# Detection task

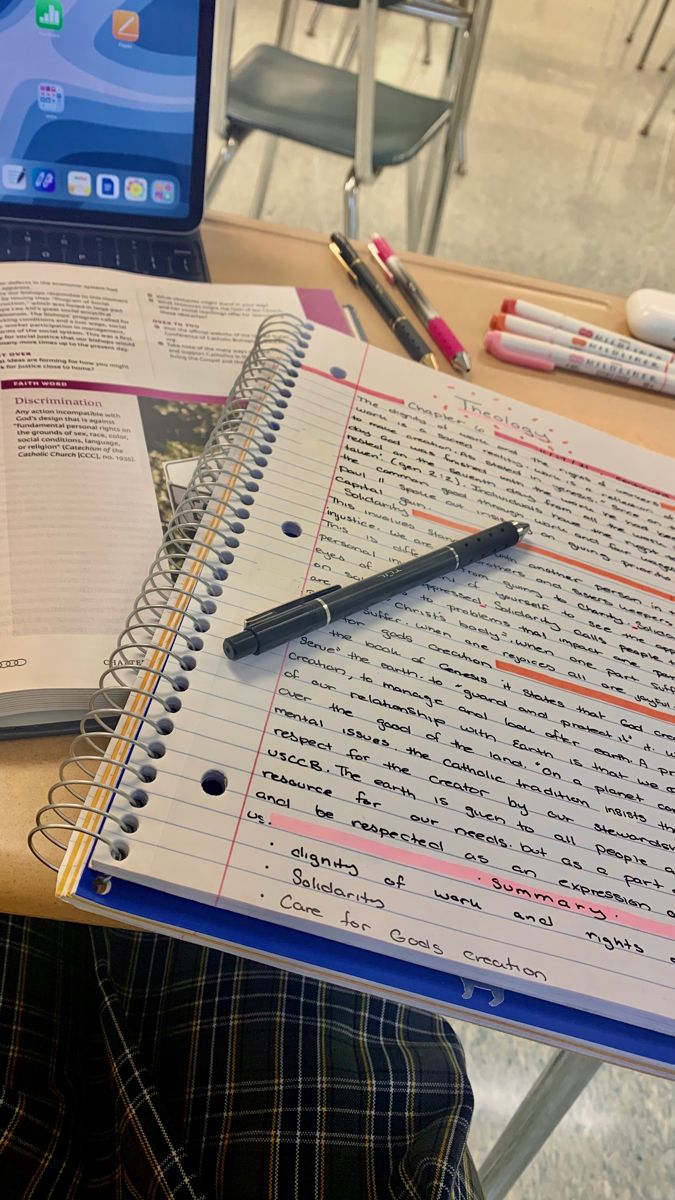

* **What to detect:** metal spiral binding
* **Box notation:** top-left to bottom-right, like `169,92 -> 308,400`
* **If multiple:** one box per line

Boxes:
29,313 -> 313,871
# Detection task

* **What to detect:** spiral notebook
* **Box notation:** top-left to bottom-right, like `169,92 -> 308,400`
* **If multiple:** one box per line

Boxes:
36,314 -> 675,1075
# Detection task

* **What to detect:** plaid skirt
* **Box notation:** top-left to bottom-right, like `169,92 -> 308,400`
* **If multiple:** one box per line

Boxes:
0,915 -> 479,1200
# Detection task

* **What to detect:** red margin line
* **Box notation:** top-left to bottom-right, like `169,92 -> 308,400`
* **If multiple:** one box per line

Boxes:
215,342 -> 371,901
302,363 -> 404,405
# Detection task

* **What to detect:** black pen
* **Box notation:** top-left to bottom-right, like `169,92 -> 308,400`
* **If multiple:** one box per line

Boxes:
329,231 -> 438,369
223,519 -> 531,661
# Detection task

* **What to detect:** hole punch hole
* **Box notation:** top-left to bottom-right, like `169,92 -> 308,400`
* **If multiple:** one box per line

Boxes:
254,456 -> 268,468
93,875 -> 112,896
212,567 -> 228,581
282,520 -> 302,538
193,617 -> 210,632
187,635 -> 204,651
110,840 -> 129,861
235,508 -> 250,519
164,694 -> 182,713
250,469 -> 263,480
201,599 -> 217,615
179,654 -> 197,672
147,737 -> 166,757
201,769 -> 227,796
244,480 -> 259,492
220,550 -> 234,564
130,788 -> 149,808
330,366 -> 348,379
120,814 -> 139,834
172,674 -> 190,692
208,582 -> 223,597
139,763 -> 157,782
230,521 -> 245,534
156,717 -> 174,736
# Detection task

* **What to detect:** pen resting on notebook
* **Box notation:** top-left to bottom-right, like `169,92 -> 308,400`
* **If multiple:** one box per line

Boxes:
223,519 -> 530,661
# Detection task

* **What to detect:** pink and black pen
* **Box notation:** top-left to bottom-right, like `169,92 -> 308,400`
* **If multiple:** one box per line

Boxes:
369,234 -> 470,374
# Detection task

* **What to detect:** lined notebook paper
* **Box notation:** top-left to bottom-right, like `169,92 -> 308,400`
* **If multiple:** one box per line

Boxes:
56,317 -> 675,1041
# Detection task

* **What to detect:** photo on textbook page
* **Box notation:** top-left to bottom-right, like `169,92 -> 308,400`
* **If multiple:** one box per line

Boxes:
136,395 -> 220,527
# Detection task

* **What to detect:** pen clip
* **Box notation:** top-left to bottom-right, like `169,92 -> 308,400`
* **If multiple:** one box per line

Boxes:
329,241 -> 358,284
245,586 -> 341,629
367,241 -> 395,285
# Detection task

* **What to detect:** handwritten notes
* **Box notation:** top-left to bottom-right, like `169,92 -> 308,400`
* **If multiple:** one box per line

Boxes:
87,327 -> 675,1033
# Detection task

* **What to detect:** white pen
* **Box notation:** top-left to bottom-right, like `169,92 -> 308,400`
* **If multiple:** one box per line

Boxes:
491,312 -> 671,372
484,329 -> 675,396
501,298 -> 674,364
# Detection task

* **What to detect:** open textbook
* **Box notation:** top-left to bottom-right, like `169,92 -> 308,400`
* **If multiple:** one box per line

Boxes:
0,264 -> 346,733
42,316 -> 675,1071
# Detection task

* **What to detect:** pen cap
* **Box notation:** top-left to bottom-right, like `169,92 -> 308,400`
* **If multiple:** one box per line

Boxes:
483,331 -> 554,372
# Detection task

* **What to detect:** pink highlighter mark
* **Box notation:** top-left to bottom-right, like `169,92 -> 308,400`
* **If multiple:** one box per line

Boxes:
301,364 -> 404,405
269,813 -> 675,942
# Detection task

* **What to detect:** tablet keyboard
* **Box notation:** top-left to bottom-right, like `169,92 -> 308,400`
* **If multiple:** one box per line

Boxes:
0,222 -> 207,279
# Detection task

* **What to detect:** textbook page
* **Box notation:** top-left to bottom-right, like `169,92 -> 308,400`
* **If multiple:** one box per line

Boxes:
83,325 -> 675,1031
0,268 -> 343,720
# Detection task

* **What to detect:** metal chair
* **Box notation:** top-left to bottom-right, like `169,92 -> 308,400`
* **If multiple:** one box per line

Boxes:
206,0 -> 488,251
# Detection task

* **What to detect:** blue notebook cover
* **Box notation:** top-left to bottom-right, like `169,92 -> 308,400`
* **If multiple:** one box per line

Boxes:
68,860 -> 675,1078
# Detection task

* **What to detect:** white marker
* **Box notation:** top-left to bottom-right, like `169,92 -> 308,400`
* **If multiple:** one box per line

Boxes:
484,330 -> 675,396
501,298 -> 674,364
491,313 -> 670,372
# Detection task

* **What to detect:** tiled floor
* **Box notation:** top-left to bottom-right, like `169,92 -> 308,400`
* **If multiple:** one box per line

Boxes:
209,3 -> 675,1196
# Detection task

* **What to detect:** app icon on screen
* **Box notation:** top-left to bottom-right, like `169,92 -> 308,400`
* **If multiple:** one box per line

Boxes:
112,10 -> 140,42
2,165 -> 27,190
152,180 -> 176,205
68,171 -> 92,197
38,83 -> 65,114
35,0 -> 63,31
124,176 -> 148,202
33,168 -> 56,193
96,174 -> 120,200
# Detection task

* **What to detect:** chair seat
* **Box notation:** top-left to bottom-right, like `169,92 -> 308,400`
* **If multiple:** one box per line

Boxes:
228,45 -> 450,168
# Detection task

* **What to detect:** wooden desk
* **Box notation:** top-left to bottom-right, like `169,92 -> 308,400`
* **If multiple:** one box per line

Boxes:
3,211 -> 674,923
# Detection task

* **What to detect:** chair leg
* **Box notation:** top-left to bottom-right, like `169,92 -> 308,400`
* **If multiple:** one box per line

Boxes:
406,157 -> 421,251
305,2 -> 323,37
636,0 -> 671,68
456,124 -> 467,175
205,132 -> 241,207
343,168 -> 360,239
417,24 -> 468,237
478,1050 -> 602,1200
626,0 -> 651,43
640,62 -> 675,132
341,24 -> 360,70
423,19 -> 432,65
331,11 -> 356,65
250,136 -> 280,220
422,0 -> 494,256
